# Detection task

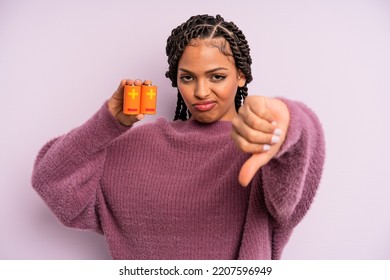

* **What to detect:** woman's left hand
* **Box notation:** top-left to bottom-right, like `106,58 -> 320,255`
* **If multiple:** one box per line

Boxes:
231,96 -> 290,187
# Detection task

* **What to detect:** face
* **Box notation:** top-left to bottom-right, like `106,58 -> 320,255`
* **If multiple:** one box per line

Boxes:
177,38 -> 246,123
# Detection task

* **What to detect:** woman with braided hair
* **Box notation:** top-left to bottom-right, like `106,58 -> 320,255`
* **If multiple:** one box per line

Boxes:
32,14 -> 325,259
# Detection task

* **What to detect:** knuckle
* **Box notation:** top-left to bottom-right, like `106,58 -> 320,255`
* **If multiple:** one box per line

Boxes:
239,141 -> 250,153
241,142 -> 255,153
231,116 -> 240,128
249,118 -> 262,130
237,106 -> 244,114
256,145 -> 265,153
246,130 -> 258,143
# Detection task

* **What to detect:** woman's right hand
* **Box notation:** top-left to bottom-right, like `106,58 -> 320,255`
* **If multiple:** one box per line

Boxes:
108,79 -> 151,126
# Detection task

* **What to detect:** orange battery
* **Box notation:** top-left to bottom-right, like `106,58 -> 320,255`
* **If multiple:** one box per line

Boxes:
140,85 -> 157,114
123,85 -> 141,115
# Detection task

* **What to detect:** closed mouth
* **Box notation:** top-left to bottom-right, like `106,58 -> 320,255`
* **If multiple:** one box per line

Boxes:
193,101 -> 217,112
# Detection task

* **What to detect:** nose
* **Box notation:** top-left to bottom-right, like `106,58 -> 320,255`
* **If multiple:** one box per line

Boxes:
194,79 -> 210,99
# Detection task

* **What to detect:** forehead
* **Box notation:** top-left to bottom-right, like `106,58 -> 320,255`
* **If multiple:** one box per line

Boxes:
179,38 -> 236,68
188,37 -> 233,53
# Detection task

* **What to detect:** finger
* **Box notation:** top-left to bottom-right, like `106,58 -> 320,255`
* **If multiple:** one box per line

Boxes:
126,79 -> 135,85
111,79 -> 127,99
115,79 -> 126,92
239,153 -> 270,187
232,117 -> 280,145
134,79 -> 143,86
248,97 -> 275,124
239,106 -> 276,134
116,113 -> 145,127
143,79 -> 152,85
231,129 -> 272,154
135,114 -> 145,121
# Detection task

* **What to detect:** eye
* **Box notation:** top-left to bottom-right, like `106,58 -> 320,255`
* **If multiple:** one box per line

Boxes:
179,75 -> 194,83
211,74 -> 226,82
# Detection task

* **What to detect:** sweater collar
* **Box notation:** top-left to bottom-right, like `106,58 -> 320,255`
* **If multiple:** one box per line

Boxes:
181,119 -> 232,134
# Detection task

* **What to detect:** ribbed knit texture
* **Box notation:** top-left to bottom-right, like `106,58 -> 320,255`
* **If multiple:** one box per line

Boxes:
32,98 -> 325,260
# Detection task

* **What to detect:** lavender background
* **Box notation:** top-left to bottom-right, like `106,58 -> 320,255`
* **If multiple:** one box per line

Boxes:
1,0 -> 389,259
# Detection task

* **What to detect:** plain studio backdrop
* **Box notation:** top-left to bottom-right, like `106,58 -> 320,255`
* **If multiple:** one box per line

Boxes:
1,0 -> 389,259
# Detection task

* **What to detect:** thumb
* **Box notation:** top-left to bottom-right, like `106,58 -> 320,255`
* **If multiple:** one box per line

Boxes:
239,153 -> 270,187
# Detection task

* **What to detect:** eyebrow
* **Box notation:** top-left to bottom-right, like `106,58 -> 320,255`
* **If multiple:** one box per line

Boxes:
178,67 -> 229,75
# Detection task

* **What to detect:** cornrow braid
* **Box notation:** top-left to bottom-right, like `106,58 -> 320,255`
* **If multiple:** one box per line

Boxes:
166,14 -> 253,121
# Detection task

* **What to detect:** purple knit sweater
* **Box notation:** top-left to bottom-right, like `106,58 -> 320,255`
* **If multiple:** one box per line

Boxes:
32,98 -> 325,260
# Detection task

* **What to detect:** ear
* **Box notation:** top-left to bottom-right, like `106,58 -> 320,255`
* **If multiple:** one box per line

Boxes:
237,71 -> 246,87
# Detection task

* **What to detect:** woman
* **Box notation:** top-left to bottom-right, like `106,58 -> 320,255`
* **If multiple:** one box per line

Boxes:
32,14 -> 325,259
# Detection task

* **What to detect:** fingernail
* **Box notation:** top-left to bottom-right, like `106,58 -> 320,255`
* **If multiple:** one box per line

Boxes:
271,135 -> 280,144
273,128 -> 282,136
263,144 -> 271,151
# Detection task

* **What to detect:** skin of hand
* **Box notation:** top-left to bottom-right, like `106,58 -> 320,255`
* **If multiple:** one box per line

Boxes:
231,96 -> 290,187
108,79 -> 151,126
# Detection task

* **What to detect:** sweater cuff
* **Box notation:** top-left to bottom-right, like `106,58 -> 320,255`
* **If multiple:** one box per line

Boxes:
273,98 -> 305,159
71,101 -> 131,155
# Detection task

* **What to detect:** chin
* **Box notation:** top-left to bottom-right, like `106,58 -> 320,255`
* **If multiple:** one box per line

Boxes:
191,112 -> 219,124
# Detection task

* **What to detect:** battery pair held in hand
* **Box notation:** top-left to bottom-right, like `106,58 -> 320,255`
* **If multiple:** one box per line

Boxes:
123,84 -> 157,115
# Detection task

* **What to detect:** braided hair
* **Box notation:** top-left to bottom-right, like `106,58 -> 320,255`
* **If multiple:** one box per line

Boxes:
165,14 -> 253,121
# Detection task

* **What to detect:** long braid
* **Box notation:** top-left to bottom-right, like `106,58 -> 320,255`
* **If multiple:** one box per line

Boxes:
236,86 -> 249,111
174,90 -> 192,121
174,90 -> 185,121
166,14 -> 253,121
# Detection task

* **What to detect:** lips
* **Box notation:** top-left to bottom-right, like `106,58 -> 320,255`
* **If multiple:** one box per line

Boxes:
193,100 -> 217,112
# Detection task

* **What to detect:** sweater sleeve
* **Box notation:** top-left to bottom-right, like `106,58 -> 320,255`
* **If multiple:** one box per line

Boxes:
261,98 -> 325,226
31,102 -> 130,233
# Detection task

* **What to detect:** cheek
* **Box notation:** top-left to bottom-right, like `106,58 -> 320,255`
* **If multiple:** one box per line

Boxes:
177,84 -> 192,105
178,84 -> 187,97
219,81 -> 239,100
